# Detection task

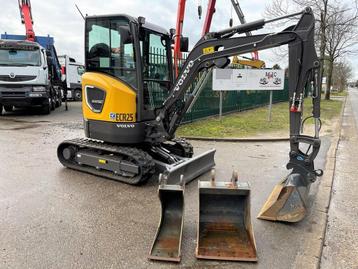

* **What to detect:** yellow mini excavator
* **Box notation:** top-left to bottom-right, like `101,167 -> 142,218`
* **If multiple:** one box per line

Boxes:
58,8 -> 323,222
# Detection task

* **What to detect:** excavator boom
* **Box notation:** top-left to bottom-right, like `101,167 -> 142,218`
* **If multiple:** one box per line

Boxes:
160,8 -> 317,136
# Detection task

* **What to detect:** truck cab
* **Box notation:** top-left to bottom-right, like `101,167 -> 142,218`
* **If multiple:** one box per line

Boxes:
0,39 -> 61,114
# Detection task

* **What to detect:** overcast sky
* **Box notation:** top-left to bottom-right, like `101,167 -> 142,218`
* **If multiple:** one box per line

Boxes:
0,0 -> 357,79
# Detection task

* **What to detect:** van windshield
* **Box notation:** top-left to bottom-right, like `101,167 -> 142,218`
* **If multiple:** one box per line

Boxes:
0,48 -> 41,66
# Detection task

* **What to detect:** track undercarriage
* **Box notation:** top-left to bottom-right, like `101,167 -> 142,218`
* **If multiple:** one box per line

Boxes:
57,138 -> 215,185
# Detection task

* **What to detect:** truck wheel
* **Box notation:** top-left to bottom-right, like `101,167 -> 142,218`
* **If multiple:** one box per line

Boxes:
0,104 -> 3,115
51,97 -> 55,111
4,105 -> 13,112
42,103 -> 51,115
55,96 -> 60,108
42,98 -> 52,114
74,89 -> 82,101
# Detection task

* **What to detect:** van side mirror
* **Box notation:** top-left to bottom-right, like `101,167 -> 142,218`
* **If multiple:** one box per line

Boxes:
180,37 -> 189,52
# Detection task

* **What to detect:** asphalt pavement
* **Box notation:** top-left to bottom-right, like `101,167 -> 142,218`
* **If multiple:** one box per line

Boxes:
0,102 -> 332,269
320,89 -> 358,269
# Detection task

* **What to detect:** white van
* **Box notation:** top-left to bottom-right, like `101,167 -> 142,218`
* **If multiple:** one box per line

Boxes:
58,55 -> 84,101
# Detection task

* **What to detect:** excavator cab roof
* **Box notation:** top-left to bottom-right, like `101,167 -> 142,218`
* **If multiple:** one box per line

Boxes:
85,14 -> 169,36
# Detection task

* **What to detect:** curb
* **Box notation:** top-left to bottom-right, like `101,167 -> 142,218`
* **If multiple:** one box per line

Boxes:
293,96 -> 347,269
181,136 -> 289,142
316,95 -> 347,267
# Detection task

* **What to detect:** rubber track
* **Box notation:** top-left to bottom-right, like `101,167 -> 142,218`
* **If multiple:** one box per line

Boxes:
173,138 -> 194,157
57,138 -> 155,185
162,138 -> 194,158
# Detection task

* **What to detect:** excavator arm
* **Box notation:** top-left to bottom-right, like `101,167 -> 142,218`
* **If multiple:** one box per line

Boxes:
160,8 -> 319,138
156,8 -> 323,222
148,10 -> 321,261
151,8 -> 322,223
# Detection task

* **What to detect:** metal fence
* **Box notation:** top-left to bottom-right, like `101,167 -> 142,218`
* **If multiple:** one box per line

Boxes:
149,48 -> 289,123
182,74 -> 289,123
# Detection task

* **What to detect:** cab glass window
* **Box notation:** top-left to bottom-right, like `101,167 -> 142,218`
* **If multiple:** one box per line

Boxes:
86,17 -> 137,88
140,30 -> 171,110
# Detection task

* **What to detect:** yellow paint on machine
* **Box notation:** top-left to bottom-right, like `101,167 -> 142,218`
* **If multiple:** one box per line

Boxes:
82,72 -> 137,122
203,46 -> 215,54
98,159 -> 107,164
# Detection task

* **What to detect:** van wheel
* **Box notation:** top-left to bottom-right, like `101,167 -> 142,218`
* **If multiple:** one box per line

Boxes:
74,89 -> 82,101
4,105 -> 13,112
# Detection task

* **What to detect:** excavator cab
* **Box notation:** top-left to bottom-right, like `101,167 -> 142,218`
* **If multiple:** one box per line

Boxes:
84,15 -> 174,129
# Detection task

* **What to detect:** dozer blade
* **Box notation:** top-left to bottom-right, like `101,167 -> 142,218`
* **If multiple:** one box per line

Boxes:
155,149 -> 216,185
258,173 -> 310,222
196,171 -> 258,262
148,175 -> 185,262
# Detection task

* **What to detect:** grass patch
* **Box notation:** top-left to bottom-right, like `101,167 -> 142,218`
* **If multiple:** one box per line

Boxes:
331,91 -> 348,97
177,98 -> 343,138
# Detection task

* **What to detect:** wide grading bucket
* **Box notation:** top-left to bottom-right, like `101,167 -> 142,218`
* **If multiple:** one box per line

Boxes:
258,173 -> 310,222
154,149 -> 216,185
196,173 -> 257,262
148,175 -> 185,262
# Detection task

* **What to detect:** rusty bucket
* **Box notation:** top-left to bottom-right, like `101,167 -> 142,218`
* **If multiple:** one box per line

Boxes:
196,171 -> 257,262
258,173 -> 310,222
148,174 -> 185,262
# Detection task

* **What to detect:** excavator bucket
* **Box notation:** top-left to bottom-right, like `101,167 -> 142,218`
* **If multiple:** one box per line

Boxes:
148,175 -> 185,262
196,171 -> 258,262
258,173 -> 310,222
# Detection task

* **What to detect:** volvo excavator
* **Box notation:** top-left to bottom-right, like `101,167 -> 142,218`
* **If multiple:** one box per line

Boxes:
58,7 -> 322,222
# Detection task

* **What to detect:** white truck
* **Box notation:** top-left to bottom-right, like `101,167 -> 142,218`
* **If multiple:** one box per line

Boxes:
0,39 -> 62,114
58,55 -> 84,101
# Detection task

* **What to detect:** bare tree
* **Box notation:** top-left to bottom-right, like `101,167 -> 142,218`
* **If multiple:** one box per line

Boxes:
265,0 -> 330,94
324,3 -> 358,99
265,0 -> 358,99
332,61 -> 353,91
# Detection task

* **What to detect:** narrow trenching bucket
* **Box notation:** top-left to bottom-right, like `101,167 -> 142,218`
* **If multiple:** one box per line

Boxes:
196,171 -> 257,262
257,173 -> 310,222
148,175 -> 185,262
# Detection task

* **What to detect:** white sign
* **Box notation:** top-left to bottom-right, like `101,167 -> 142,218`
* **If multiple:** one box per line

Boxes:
213,68 -> 285,91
